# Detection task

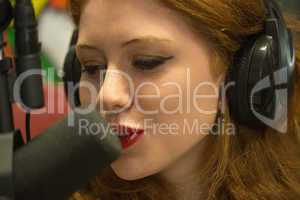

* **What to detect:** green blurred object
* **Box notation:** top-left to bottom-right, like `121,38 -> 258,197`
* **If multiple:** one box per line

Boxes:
6,28 -> 61,83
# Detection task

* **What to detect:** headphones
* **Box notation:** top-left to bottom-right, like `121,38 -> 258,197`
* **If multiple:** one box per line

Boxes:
63,0 -> 296,131
63,29 -> 81,108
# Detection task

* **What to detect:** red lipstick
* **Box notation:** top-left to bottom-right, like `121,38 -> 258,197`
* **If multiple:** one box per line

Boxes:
114,124 -> 144,149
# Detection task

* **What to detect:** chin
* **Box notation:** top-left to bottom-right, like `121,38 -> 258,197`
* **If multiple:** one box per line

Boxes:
110,161 -> 158,181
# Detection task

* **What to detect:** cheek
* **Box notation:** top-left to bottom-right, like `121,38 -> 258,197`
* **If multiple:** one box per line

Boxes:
133,61 -> 219,135
133,66 -> 187,113
79,74 -> 104,106
78,82 -> 98,107
79,86 -> 92,105
150,62 -> 218,159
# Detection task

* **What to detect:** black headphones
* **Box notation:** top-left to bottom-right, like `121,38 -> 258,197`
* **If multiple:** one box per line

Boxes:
225,0 -> 296,130
63,0 -> 296,131
63,29 -> 81,108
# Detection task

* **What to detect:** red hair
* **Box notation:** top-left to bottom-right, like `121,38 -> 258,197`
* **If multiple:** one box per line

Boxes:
68,0 -> 300,199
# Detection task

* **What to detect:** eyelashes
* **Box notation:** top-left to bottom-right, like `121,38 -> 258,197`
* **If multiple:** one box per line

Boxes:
132,56 -> 174,70
81,55 -> 174,75
82,64 -> 106,75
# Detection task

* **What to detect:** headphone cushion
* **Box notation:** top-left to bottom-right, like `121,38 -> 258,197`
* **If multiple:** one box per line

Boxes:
227,39 -> 256,125
63,46 -> 81,107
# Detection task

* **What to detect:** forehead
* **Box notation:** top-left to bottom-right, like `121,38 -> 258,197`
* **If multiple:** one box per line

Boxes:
78,0 -> 195,41
80,0 -> 173,24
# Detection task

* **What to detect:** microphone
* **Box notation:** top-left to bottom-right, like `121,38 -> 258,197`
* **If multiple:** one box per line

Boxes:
0,0 -> 13,32
14,0 -> 44,109
13,109 -> 122,200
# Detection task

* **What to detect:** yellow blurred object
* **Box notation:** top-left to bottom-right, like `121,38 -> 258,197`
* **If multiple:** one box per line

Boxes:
10,0 -> 49,17
32,0 -> 49,17
8,0 -> 49,27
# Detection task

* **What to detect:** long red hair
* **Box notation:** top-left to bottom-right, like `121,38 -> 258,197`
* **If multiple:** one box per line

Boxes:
68,0 -> 300,199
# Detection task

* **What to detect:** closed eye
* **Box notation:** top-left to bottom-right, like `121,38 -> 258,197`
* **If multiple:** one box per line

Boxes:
82,64 -> 106,75
132,56 -> 174,71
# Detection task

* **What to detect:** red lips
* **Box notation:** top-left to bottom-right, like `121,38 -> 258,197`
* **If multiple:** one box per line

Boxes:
114,124 -> 144,149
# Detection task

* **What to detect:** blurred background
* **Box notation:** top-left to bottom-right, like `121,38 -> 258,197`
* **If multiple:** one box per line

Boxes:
279,0 -> 300,17
4,0 -> 73,83
2,0 -> 299,139
3,0 -> 74,139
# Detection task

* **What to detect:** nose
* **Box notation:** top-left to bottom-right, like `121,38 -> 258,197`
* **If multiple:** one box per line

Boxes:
97,68 -> 132,114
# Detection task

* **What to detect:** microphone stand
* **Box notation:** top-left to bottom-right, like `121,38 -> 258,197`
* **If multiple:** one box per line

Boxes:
0,0 -> 44,199
0,31 -> 16,200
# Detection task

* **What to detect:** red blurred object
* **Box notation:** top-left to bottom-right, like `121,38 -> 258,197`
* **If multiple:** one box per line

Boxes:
13,83 -> 70,141
49,0 -> 68,10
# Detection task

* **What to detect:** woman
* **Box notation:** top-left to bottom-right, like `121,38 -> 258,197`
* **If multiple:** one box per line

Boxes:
68,0 -> 300,199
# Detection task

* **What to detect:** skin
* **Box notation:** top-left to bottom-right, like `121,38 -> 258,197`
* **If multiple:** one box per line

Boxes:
76,0 -> 224,199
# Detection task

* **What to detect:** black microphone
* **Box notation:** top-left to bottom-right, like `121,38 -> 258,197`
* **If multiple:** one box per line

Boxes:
0,0 -> 13,32
14,0 -> 44,109
13,109 -> 122,200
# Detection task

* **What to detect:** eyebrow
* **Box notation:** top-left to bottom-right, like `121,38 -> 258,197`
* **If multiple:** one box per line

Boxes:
77,36 -> 172,51
76,44 -> 103,52
121,36 -> 172,48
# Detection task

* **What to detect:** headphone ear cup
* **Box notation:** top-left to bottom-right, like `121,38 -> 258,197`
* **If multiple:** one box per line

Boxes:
63,46 -> 81,108
228,35 -> 276,129
227,41 -> 254,126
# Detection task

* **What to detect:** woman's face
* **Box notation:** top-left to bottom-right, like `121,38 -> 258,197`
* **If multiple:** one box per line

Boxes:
77,0 -> 222,181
